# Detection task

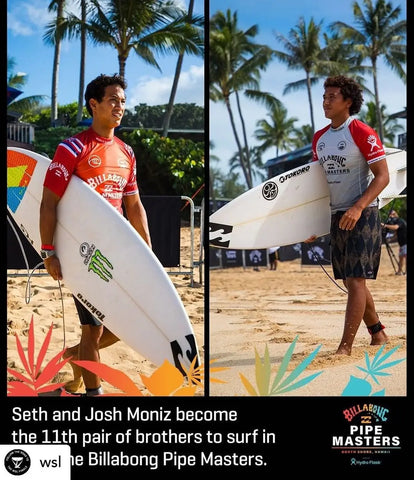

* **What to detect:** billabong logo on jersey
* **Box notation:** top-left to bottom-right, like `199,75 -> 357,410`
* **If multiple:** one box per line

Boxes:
317,141 -> 325,152
367,135 -> 380,151
49,162 -> 70,181
337,141 -> 346,150
118,158 -> 129,168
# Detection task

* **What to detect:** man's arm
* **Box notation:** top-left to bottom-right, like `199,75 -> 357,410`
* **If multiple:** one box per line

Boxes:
39,187 -> 63,280
339,158 -> 389,231
123,193 -> 152,248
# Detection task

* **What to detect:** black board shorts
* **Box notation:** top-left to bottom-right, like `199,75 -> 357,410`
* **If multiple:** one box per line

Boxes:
72,295 -> 102,326
330,206 -> 382,280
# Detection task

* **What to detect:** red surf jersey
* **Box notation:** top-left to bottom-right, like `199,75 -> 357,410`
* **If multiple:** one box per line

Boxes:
43,128 -> 138,214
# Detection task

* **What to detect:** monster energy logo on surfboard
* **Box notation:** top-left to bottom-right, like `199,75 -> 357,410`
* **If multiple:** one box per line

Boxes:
80,242 -> 113,282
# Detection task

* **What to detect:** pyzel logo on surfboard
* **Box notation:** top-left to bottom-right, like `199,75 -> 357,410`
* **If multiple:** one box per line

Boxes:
262,181 -> 278,200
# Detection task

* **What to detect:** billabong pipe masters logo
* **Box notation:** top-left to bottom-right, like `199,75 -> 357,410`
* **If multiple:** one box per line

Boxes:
332,403 -> 401,466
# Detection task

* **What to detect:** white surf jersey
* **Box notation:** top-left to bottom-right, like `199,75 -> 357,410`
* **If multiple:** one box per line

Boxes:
312,116 -> 386,213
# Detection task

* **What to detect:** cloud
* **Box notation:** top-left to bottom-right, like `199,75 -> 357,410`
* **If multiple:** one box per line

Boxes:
127,64 -> 204,107
7,1 -> 53,36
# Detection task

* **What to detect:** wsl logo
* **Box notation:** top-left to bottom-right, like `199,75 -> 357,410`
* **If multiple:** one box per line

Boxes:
332,403 -> 401,465
4,448 -> 31,475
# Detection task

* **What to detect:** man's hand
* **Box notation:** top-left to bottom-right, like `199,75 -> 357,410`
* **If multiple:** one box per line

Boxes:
304,235 -> 318,243
44,255 -> 63,281
338,205 -> 363,231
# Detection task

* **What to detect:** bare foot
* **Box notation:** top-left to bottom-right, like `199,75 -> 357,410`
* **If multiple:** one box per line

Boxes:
370,329 -> 388,346
335,344 -> 352,355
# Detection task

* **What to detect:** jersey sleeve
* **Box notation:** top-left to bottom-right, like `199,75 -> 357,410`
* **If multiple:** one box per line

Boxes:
311,125 -> 330,162
43,138 -> 82,198
349,119 -> 386,164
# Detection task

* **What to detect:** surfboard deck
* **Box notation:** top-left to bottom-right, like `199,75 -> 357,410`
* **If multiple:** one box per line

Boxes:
209,148 -> 406,250
7,147 -> 199,374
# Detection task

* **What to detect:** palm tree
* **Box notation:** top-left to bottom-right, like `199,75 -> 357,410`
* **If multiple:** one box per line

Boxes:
7,57 -> 47,116
44,0 -> 66,126
82,0 -> 204,81
229,146 -> 266,185
330,0 -> 406,141
210,9 -> 273,188
358,101 -> 404,147
75,0 -> 91,123
273,17 -> 325,133
58,0 -> 93,124
161,0 -> 204,136
254,102 -> 298,157
320,32 -> 373,94
290,124 -> 314,149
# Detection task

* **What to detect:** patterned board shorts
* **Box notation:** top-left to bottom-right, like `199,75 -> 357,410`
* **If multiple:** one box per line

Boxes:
330,206 -> 382,280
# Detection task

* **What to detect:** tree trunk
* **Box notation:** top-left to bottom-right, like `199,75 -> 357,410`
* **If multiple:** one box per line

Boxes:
162,0 -> 195,137
306,71 -> 315,134
119,55 -> 128,80
50,0 -> 65,126
76,0 -> 87,124
224,96 -> 252,189
371,58 -> 384,142
234,89 -> 252,186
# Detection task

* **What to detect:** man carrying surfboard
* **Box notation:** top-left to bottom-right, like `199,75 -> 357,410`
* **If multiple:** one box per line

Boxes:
39,74 -> 152,395
308,75 -> 389,355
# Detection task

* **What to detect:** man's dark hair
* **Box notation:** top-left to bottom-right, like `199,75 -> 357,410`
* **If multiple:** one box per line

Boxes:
324,75 -> 363,115
85,74 -> 127,116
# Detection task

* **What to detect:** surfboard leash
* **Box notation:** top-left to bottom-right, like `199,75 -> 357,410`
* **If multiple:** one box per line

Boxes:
308,245 -> 348,294
23,264 -> 67,350
8,215 -> 67,348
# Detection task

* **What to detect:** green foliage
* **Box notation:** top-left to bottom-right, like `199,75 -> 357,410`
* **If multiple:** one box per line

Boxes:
120,129 -> 204,204
34,126 -> 85,158
123,103 -> 204,129
380,197 -> 406,222
33,126 -> 204,205
23,103 -> 89,129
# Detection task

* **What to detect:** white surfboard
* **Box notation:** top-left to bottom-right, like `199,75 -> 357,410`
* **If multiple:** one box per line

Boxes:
209,148 -> 406,250
7,147 -> 199,375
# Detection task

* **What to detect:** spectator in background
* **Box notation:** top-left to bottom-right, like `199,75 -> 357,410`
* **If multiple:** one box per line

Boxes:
268,246 -> 279,270
382,209 -> 407,275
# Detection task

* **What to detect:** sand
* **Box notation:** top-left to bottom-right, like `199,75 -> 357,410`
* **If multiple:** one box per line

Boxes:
209,243 -> 406,396
7,226 -> 205,396
7,230 -> 406,397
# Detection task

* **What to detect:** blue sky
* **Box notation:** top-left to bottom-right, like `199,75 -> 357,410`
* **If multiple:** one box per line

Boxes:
209,0 -> 407,176
7,0 -> 205,109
